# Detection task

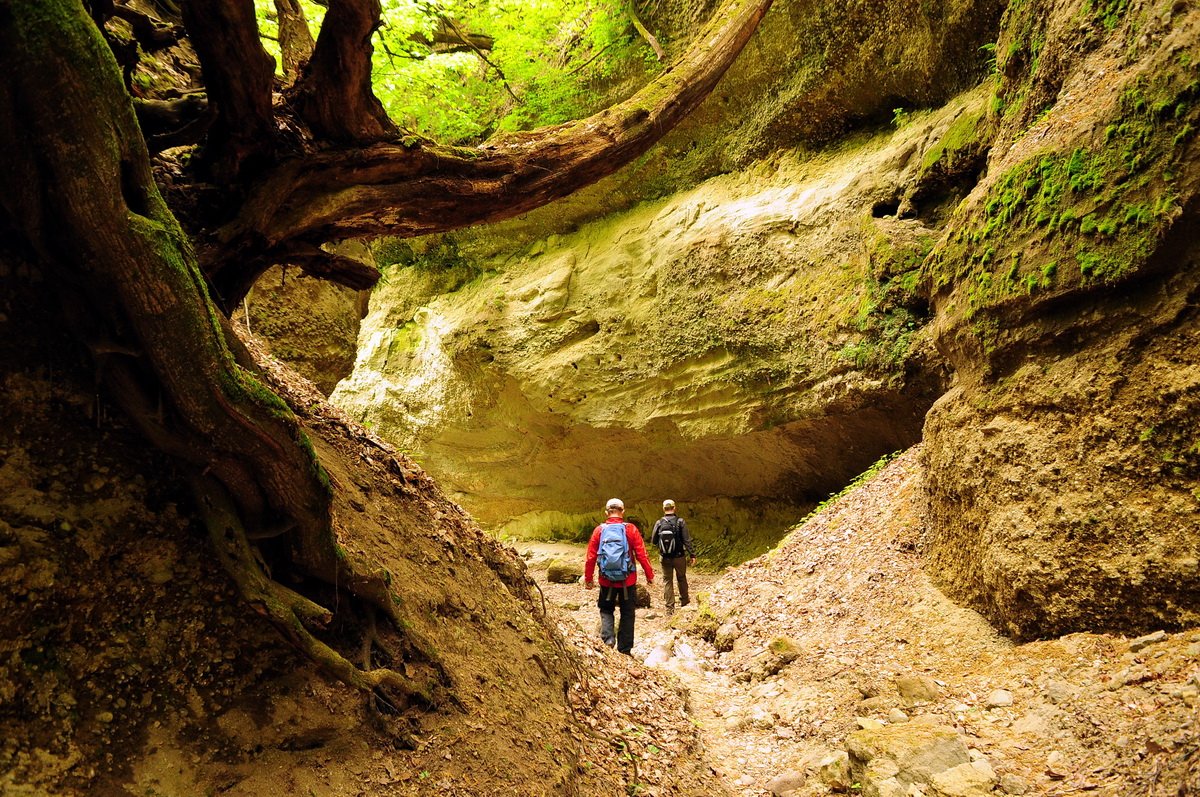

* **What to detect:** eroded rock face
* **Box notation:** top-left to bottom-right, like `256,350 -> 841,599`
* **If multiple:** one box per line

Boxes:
921,0 -> 1200,638
331,101 -> 988,548
237,244 -> 373,396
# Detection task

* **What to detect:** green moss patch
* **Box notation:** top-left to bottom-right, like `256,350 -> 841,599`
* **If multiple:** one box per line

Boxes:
929,67 -> 1199,317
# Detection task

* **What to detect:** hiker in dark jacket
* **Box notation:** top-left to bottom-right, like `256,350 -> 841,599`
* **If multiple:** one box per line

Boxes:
650,499 -> 696,615
584,498 -> 654,655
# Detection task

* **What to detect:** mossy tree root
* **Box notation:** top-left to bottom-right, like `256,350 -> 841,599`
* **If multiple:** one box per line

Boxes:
336,565 -> 454,693
193,475 -> 443,710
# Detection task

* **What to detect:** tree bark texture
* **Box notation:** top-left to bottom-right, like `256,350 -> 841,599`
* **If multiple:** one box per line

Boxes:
0,0 -> 452,708
291,0 -> 397,142
274,0 -> 314,85
181,0 -> 277,182
2,0 -> 330,539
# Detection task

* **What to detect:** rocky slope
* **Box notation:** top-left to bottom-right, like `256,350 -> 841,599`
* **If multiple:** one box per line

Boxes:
0,264 -> 720,796
530,447 -> 1200,796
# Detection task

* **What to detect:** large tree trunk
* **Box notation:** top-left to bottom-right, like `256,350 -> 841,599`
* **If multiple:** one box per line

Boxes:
0,0 -> 440,707
181,0 -> 277,182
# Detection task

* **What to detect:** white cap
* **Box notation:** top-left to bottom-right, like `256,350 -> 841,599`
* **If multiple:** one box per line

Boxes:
662,499 -> 675,510
605,497 -> 624,511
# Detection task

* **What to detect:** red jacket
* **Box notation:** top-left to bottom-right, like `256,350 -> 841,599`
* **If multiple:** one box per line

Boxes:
585,518 -> 654,587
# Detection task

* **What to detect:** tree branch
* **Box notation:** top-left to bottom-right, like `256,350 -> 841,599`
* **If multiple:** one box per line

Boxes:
408,20 -> 495,54
276,242 -> 383,290
626,0 -> 664,61
203,0 -> 773,303
442,16 -> 518,103
292,0 -> 398,142
274,0 -> 315,86
134,94 -> 211,152
181,0 -> 277,182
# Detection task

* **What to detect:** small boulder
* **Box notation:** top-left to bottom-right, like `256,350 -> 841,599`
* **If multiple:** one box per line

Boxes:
998,772 -> 1031,795
1129,630 -> 1169,652
635,583 -> 652,608
847,717 -> 971,789
895,675 -> 941,706
929,759 -> 997,796
748,637 -> 802,680
816,750 -> 852,791
765,769 -> 806,796
1045,750 -> 1068,780
715,621 -> 741,652
546,560 -> 582,584
984,689 -> 1013,708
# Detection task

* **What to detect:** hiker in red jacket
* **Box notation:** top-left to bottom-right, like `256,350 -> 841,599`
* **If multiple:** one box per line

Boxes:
585,498 -> 655,655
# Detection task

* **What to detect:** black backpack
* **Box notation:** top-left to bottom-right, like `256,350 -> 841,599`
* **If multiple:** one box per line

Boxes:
656,515 -> 683,558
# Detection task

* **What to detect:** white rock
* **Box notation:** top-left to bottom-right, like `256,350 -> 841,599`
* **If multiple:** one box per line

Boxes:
985,689 -> 1014,708
1129,630 -> 1168,652
643,643 -> 672,668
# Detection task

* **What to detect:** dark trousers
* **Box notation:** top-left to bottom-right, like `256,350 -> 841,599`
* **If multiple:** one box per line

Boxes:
597,585 -> 636,654
661,556 -> 690,611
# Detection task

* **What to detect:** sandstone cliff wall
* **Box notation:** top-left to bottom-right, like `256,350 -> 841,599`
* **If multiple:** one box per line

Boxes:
921,0 -> 1200,638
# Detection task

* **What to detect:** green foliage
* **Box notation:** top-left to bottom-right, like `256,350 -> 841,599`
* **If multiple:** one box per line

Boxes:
255,0 -> 657,143
374,235 -> 484,298
980,42 -> 998,75
1083,0 -> 1131,30
919,106 -> 987,174
839,230 -> 933,373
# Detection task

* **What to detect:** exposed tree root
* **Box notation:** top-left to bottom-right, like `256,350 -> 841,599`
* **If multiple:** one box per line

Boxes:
192,474 -> 446,712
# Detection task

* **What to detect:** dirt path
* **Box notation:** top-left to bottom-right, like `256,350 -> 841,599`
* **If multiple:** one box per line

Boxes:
519,448 -> 1200,796
521,538 -> 808,795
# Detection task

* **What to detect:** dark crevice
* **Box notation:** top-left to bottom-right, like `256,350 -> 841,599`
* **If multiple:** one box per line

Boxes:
872,197 -> 901,217
120,159 -> 151,218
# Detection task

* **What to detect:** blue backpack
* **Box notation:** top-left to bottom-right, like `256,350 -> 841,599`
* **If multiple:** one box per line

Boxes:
597,522 -> 633,582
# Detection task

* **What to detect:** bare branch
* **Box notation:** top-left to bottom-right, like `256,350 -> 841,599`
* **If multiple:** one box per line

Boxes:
182,0 -> 277,182
442,16 -> 519,103
626,0 -> 664,61
210,0 -> 773,285
292,0 -> 398,142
